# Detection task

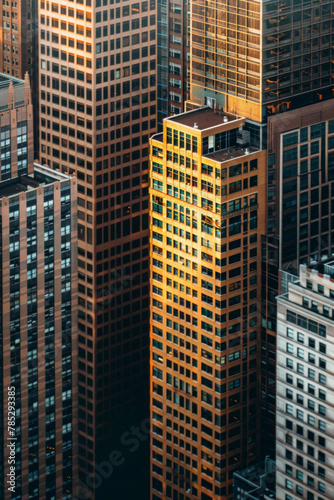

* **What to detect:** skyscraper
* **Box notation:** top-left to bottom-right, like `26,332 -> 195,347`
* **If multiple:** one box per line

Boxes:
276,261 -> 333,500
0,1 -> 39,155
261,100 -> 334,455
0,74 -> 78,500
190,0 -> 334,122
0,0 -> 37,78
0,73 -> 34,181
38,1 -> 157,497
167,0 -> 189,116
150,106 -> 266,499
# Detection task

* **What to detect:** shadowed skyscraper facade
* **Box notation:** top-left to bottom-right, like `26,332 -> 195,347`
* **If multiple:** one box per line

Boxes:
157,0 -> 190,128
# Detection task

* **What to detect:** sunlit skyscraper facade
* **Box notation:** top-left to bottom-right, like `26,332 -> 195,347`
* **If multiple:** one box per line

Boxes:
38,0 -> 157,497
150,107 -> 267,499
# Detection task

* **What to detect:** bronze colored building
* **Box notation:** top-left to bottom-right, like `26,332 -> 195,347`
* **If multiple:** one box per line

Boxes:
38,1 -> 157,497
190,0 -> 334,123
0,74 -> 78,500
150,106 -> 267,499
0,0 -> 36,78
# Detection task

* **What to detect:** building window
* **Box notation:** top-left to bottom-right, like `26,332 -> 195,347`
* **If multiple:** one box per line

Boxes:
287,328 -> 294,339
307,415 -> 315,426
297,332 -> 304,343
286,404 -> 293,415
285,465 -> 293,476
296,410 -> 304,421
285,480 -> 293,491
296,485 -> 303,496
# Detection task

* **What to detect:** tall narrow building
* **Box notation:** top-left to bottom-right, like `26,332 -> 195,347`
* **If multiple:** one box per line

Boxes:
276,261 -> 334,500
150,106 -> 266,499
0,0 -> 39,156
38,1 -> 157,497
157,0 -> 190,128
167,0 -> 189,116
0,74 -> 78,500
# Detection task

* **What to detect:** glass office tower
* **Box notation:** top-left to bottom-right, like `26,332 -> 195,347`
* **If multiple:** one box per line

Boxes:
157,0 -> 190,128
261,99 -> 334,455
190,0 -> 334,122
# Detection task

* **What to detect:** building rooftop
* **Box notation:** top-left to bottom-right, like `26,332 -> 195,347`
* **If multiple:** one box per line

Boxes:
302,258 -> 334,279
204,145 -> 259,163
234,459 -> 276,500
0,176 -> 40,198
0,163 -> 71,199
0,73 -> 27,111
0,74 -> 25,89
151,132 -> 163,144
166,106 -> 242,131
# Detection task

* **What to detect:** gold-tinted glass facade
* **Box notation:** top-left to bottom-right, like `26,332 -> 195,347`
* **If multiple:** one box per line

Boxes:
191,0 -> 261,120
263,0 -> 334,117
190,0 -> 334,122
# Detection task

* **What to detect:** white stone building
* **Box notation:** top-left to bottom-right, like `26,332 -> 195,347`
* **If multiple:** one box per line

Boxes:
276,261 -> 334,500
